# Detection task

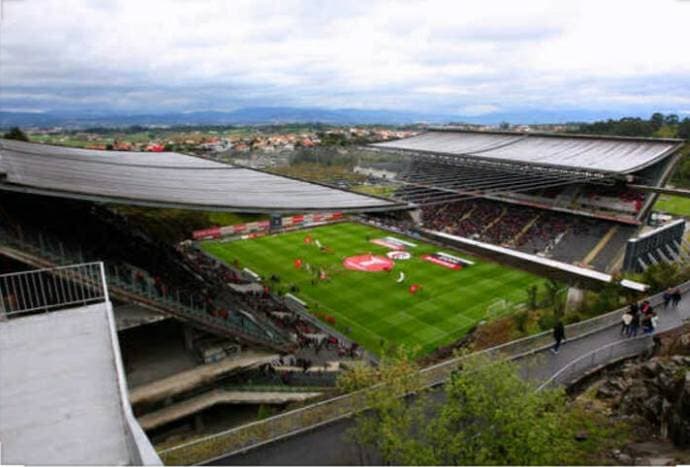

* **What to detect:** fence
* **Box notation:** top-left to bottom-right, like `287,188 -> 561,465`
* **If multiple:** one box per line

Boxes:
158,279 -> 690,465
0,225 -> 292,350
190,244 -> 369,361
537,335 -> 654,391
0,262 -> 108,317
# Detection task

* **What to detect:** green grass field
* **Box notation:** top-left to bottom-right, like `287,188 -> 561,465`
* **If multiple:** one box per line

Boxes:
654,194 -> 690,217
201,222 -> 542,356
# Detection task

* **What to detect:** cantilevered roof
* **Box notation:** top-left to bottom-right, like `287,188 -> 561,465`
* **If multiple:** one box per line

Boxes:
0,139 -> 401,212
371,129 -> 683,174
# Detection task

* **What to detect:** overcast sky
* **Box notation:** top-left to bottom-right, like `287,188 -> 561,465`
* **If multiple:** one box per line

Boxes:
1,0 -> 689,119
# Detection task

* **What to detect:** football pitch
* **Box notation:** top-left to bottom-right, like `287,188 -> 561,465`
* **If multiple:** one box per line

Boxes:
201,222 -> 542,356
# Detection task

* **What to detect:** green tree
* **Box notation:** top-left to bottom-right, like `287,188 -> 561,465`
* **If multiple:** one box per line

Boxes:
641,261 -> 681,293
425,355 -> 578,465
3,127 -> 29,142
678,118 -> 690,140
526,284 -> 538,310
591,280 -> 623,313
664,114 -> 679,126
650,112 -> 665,131
341,351 -> 582,465
543,279 -> 565,318
337,347 -> 427,465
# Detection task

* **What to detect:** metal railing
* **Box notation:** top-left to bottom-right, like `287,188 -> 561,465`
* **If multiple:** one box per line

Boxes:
189,244 -> 364,356
0,262 -> 108,317
180,247 -> 296,343
158,280 -> 690,465
537,335 -> 654,391
0,225 -> 293,350
104,264 -> 284,346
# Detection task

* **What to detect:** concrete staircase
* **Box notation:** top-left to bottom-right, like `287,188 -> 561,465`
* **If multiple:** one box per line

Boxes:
0,226 -> 295,353
509,213 -> 541,248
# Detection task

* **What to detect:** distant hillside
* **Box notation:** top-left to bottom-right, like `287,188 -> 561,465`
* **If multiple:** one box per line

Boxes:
0,107 -> 450,128
0,107 -> 627,129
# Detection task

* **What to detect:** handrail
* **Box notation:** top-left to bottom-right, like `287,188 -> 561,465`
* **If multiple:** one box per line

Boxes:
537,335 -> 654,391
158,279 -> 690,465
0,261 -> 107,317
182,247 -> 295,343
0,227 -> 293,350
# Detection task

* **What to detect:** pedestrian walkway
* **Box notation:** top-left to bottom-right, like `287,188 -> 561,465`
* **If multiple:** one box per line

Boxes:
160,285 -> 690,465
129,351 -> 278,407
520,297 -> 690,383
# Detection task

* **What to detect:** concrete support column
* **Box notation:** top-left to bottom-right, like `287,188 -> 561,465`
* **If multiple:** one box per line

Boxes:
269,212 -> 282,233
566,286 -> 585,313
408,208 -> 423,225
194,413 -> 205,432
182,325 -> 197,353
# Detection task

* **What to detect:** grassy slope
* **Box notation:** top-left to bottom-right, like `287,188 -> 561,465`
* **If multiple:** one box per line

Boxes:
201,222 -> 541,356
654,194 -> 690,217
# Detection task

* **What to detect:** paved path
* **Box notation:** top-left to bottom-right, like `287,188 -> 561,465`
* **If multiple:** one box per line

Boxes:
519,299 -> 690,383
139,389 -> 323,431
213,298 -> 690,466
130,350 -> 277,406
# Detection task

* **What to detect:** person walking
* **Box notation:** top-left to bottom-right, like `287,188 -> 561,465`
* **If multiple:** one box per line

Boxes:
551,320 -> 565,354
629,310 -> 640,337
663,288 -> 672,309
672,288 -> 682,308
641,300 -> 651,315
650,312 -> 659,334
621,310 -> 633,336
629,301 -> 639,315
641,312 -> 652,334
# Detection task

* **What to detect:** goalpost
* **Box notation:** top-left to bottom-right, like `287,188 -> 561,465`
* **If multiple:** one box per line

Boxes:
485,299 -> 517,319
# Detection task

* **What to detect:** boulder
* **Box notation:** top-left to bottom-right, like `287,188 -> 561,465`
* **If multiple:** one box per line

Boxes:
668,372 -> 690,448
597,358 -> 690,449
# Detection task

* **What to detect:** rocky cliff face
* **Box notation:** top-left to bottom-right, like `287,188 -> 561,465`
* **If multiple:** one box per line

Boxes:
596,355 -> 690,449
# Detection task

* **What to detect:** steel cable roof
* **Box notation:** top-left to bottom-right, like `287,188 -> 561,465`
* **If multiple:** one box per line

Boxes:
371,129 -> 682,174
0,139 -> 400,212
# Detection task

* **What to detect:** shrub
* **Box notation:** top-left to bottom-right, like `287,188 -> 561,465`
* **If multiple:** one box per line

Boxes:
256,405 -> 273,420
525,285 -> 538,310
537,312 -> 556,332
512,309 -> 529,333
563,312 -> 582,325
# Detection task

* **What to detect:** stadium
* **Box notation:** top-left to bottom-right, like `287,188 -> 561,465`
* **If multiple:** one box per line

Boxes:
0,128 -> 688,465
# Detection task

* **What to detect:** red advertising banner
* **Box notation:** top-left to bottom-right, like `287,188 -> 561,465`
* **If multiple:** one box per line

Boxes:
192,211 -> 345,240
421,253 -> 462,270
192,227 -> 222,240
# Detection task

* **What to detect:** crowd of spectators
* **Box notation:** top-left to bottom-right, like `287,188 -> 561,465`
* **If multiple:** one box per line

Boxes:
483,206 -> 533,245
422,200 -> 515,244
420,198 -> 612,260
176,241 -> 361,362
0,193 -> 361,375
516,211 -> 570,253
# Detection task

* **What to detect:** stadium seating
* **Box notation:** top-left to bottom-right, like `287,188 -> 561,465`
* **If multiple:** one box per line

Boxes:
0,192 -> 360,368
420,198 -> 626,269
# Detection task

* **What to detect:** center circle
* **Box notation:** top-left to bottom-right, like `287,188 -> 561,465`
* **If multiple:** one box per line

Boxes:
343,254 -> 395,272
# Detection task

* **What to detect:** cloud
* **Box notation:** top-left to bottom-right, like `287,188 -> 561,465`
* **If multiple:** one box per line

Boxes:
458,105 -> 501,116
0,0 -> 689,119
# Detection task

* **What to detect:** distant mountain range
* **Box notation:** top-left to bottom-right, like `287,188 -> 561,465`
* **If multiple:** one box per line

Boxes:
0,106 -> 625,129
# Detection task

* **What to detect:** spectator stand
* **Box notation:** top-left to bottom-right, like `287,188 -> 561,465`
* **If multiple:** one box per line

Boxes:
180,242 -> 372,365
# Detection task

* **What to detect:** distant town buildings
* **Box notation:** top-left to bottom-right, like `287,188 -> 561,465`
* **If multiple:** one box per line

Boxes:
25,123 -> 578,155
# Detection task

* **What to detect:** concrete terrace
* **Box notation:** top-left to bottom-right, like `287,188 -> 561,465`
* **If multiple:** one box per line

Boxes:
0,303 -> 132,465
